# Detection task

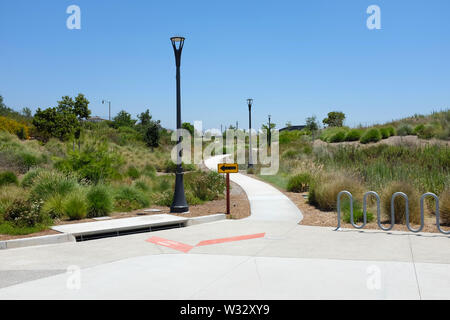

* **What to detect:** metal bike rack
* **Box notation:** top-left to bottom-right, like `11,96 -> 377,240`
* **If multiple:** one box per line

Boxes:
421,192 -> 449,235
335,190 -> 449,235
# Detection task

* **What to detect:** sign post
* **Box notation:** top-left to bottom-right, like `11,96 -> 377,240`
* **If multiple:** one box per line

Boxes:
218,163 -> 239,215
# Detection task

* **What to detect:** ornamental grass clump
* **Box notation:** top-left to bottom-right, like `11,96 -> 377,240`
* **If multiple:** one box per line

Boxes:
381,181 -> 421,224
439,188 -> 450,225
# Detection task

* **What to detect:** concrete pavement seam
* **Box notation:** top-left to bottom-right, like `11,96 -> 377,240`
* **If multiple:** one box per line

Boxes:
407,235 -> 422,300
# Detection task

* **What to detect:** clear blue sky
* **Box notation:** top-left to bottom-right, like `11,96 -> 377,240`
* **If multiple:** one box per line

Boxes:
1,0 -> 449,130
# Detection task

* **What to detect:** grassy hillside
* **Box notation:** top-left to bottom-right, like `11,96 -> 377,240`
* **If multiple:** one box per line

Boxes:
0,98 -> 225,235
257,110 -> 450,225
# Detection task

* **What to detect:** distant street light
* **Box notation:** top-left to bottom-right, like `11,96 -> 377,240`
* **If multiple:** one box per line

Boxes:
247,98 -> 253,168
102,100 -> 111,121
170,36 -> 189,214
268,114 -> 272,147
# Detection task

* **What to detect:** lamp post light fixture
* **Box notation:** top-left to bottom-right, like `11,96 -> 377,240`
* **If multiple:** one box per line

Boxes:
247,98 -> 254,169
170,36 -> 189,214
102,99 -> 111,121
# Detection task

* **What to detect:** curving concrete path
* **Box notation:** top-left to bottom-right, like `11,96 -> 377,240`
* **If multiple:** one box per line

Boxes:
204,155 -> 303,223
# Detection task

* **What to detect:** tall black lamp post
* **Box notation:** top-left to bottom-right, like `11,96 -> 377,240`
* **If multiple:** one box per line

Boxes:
170,36 -> 189,213
268,114 -> 272,147
247,98 -> 253,168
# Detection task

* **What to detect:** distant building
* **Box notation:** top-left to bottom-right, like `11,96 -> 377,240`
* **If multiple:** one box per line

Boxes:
85,116 -> 107,123
279,125 -> 305,132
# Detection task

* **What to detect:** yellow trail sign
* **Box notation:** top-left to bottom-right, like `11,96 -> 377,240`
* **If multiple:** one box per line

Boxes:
217,163 -> 239,173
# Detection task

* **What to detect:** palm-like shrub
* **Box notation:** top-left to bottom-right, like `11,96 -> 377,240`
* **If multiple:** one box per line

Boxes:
30,170 -> 78,200
381,181 -> 420,224
42,195 -> 65,219
63,191 -> 88,220
86,184 -> 113,217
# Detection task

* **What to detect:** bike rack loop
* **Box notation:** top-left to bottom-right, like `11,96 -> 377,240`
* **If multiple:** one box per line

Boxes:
422,192 -> 449,235
336,191 -> 367,230
363,191 -> 393,231
392,192 -> 425,233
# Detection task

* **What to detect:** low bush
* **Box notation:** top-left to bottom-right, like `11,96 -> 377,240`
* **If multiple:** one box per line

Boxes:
30,170 -> 78,201
126,166 -> 141,180
41,195 -> 65,219
0,185 -> 24,215
360,129 -> 381,144
345,129 -> 363,141
63,191 -> 88,220
0,171 -> 18,186
341,199 -> 374,223
282,149 -> 298,159
114,186 -> 150,211
287,173 -> 311,193
185,171 -> 225,201
308,173 -> 364,211
21,168 -> 44,188
86,184 -> 114,217
439,188 -> 450,225
397,124 -> 414,136
142,164 -> 156,177
153,190 -> 173,206
381,181 -> 421,224
414,124 -> 436,139
328,130 -> 347,143
164,160 -> 196,173
4,199 -> 45,227
134,177 -> 151,192
387,126 -> 396,136
379,128 -> 390,139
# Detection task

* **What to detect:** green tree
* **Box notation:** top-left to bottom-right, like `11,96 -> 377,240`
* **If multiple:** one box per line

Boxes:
182,122 -> 194,136
323,111 -> 345,127
21,107 -> 32,118
137,109 -> 152,127
113,110 -> 136,128
306,116 -> 319,133
57,94 -> 91,120
33,107 -> 79,141
144,120 -> 161,150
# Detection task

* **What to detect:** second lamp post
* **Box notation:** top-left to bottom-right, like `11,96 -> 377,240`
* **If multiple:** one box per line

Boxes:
247,98 -> 254,169
170,36 -> 189,213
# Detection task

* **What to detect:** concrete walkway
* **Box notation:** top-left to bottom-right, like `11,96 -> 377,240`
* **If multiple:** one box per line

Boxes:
0,220 -> 449,299
204,155 -> 303,223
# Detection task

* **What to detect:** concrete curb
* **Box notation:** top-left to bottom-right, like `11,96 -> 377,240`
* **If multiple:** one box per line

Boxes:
186,214 -> 227,226
0,214 -> 227,250
0,233 -> 76,250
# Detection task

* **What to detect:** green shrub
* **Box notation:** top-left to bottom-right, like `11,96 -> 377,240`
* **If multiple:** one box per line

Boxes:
21,168 -> 44,188
164,160 -> 196,173
0,171 -> 18,186
134,177 -> 151,192
387,126 -> 396,136
153,190 -> 173,206
328,130 -> 347,143
126,166 -> 141,180
63,191 -> 88,220
114,186 -> 150,211
345,129 -> 363,141
54,142 -> 124,183
341,200 -> 374,223
414,124 -> 436,139
41,195 -> 65,219
360,129 -> 381,144
142,164 -> 156,177
287,173 -> 311,193
185,171 -> 225,201
4,199 -> 45,227
379,128 -> 390,139
30,170 -> 78,201
86,184 -> 114,217
381,181 -> 420,224
397,124 -> 414,136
